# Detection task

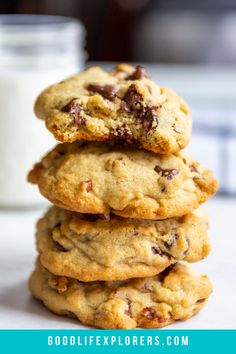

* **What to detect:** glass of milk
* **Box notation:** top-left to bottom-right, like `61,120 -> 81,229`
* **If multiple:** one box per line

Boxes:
0,15 -> 86,208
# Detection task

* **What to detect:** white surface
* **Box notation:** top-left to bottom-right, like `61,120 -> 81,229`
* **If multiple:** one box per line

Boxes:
0,197 -> 236,329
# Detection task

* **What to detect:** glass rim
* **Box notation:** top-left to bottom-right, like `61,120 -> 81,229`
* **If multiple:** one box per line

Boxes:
0,14 -> 83,29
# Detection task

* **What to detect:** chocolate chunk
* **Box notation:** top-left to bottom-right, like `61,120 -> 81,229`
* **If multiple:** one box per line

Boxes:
124,299 -> 132,316
85,180 -> 92,192
52,239 -> 67,252
154,165 -> 179,180
109,127 -> 137,145
122,84 -> 143,112
121,84 -> 160,132
126,65 -> 150,80
62,98 -> 86,126
141,107 -> 159,131
87,83 -> 116,101
164,233 -> 179,250
151,246 -> 172,260
151,246 -> 162,255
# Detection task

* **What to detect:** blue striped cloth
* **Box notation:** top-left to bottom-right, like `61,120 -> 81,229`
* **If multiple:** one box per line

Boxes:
187,105 -> 236,196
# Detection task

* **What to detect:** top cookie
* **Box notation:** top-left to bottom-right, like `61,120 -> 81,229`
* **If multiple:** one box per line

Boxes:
34,64 -> 191,154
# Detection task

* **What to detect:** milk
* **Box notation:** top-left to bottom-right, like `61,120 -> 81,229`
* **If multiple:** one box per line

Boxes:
0,68 -> 80,206
0,15 -> 85,207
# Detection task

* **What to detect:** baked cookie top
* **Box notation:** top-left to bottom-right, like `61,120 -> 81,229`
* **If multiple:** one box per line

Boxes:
28,142 -> 218,219
34,64 -> 191,154
36,206 -> 210,282
29,261 -> 212,329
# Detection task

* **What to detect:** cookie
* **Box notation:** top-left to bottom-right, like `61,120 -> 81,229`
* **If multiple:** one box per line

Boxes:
29,261 -> 212,329
36,206 -> 210,281
34,64 -> 191,154
28,142 -> 218,219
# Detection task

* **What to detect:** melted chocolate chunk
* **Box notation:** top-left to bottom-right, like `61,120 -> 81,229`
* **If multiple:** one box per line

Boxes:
121,84 -> 160,132
62,98 -> 86,126
141,107 -> 159,131
154,166 -> 179,180
151,246 -> 172,260
87,83 -> 116,101
126,65 -> 150,80
122,84 -> 143,112
151,246 -> 162,255
109,127 -> 138,145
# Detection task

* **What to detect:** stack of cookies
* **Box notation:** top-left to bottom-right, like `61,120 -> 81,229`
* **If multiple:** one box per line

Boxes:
28,64 -> 217,329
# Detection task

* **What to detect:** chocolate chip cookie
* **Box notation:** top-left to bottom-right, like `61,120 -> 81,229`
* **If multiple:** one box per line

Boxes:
28,142 -> 218,219
29,261 -> 212,329
36,206 -> 210,282
34,64 -> 191,154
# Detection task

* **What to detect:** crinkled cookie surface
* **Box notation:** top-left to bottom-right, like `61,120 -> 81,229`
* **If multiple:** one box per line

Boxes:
28,142 -> 218,219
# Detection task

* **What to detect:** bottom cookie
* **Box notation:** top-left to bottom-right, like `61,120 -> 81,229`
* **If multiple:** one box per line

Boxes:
29,261 -> 212,329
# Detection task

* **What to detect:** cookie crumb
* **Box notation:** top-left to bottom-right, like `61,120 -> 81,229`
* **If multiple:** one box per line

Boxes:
154,165 -> 179,180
